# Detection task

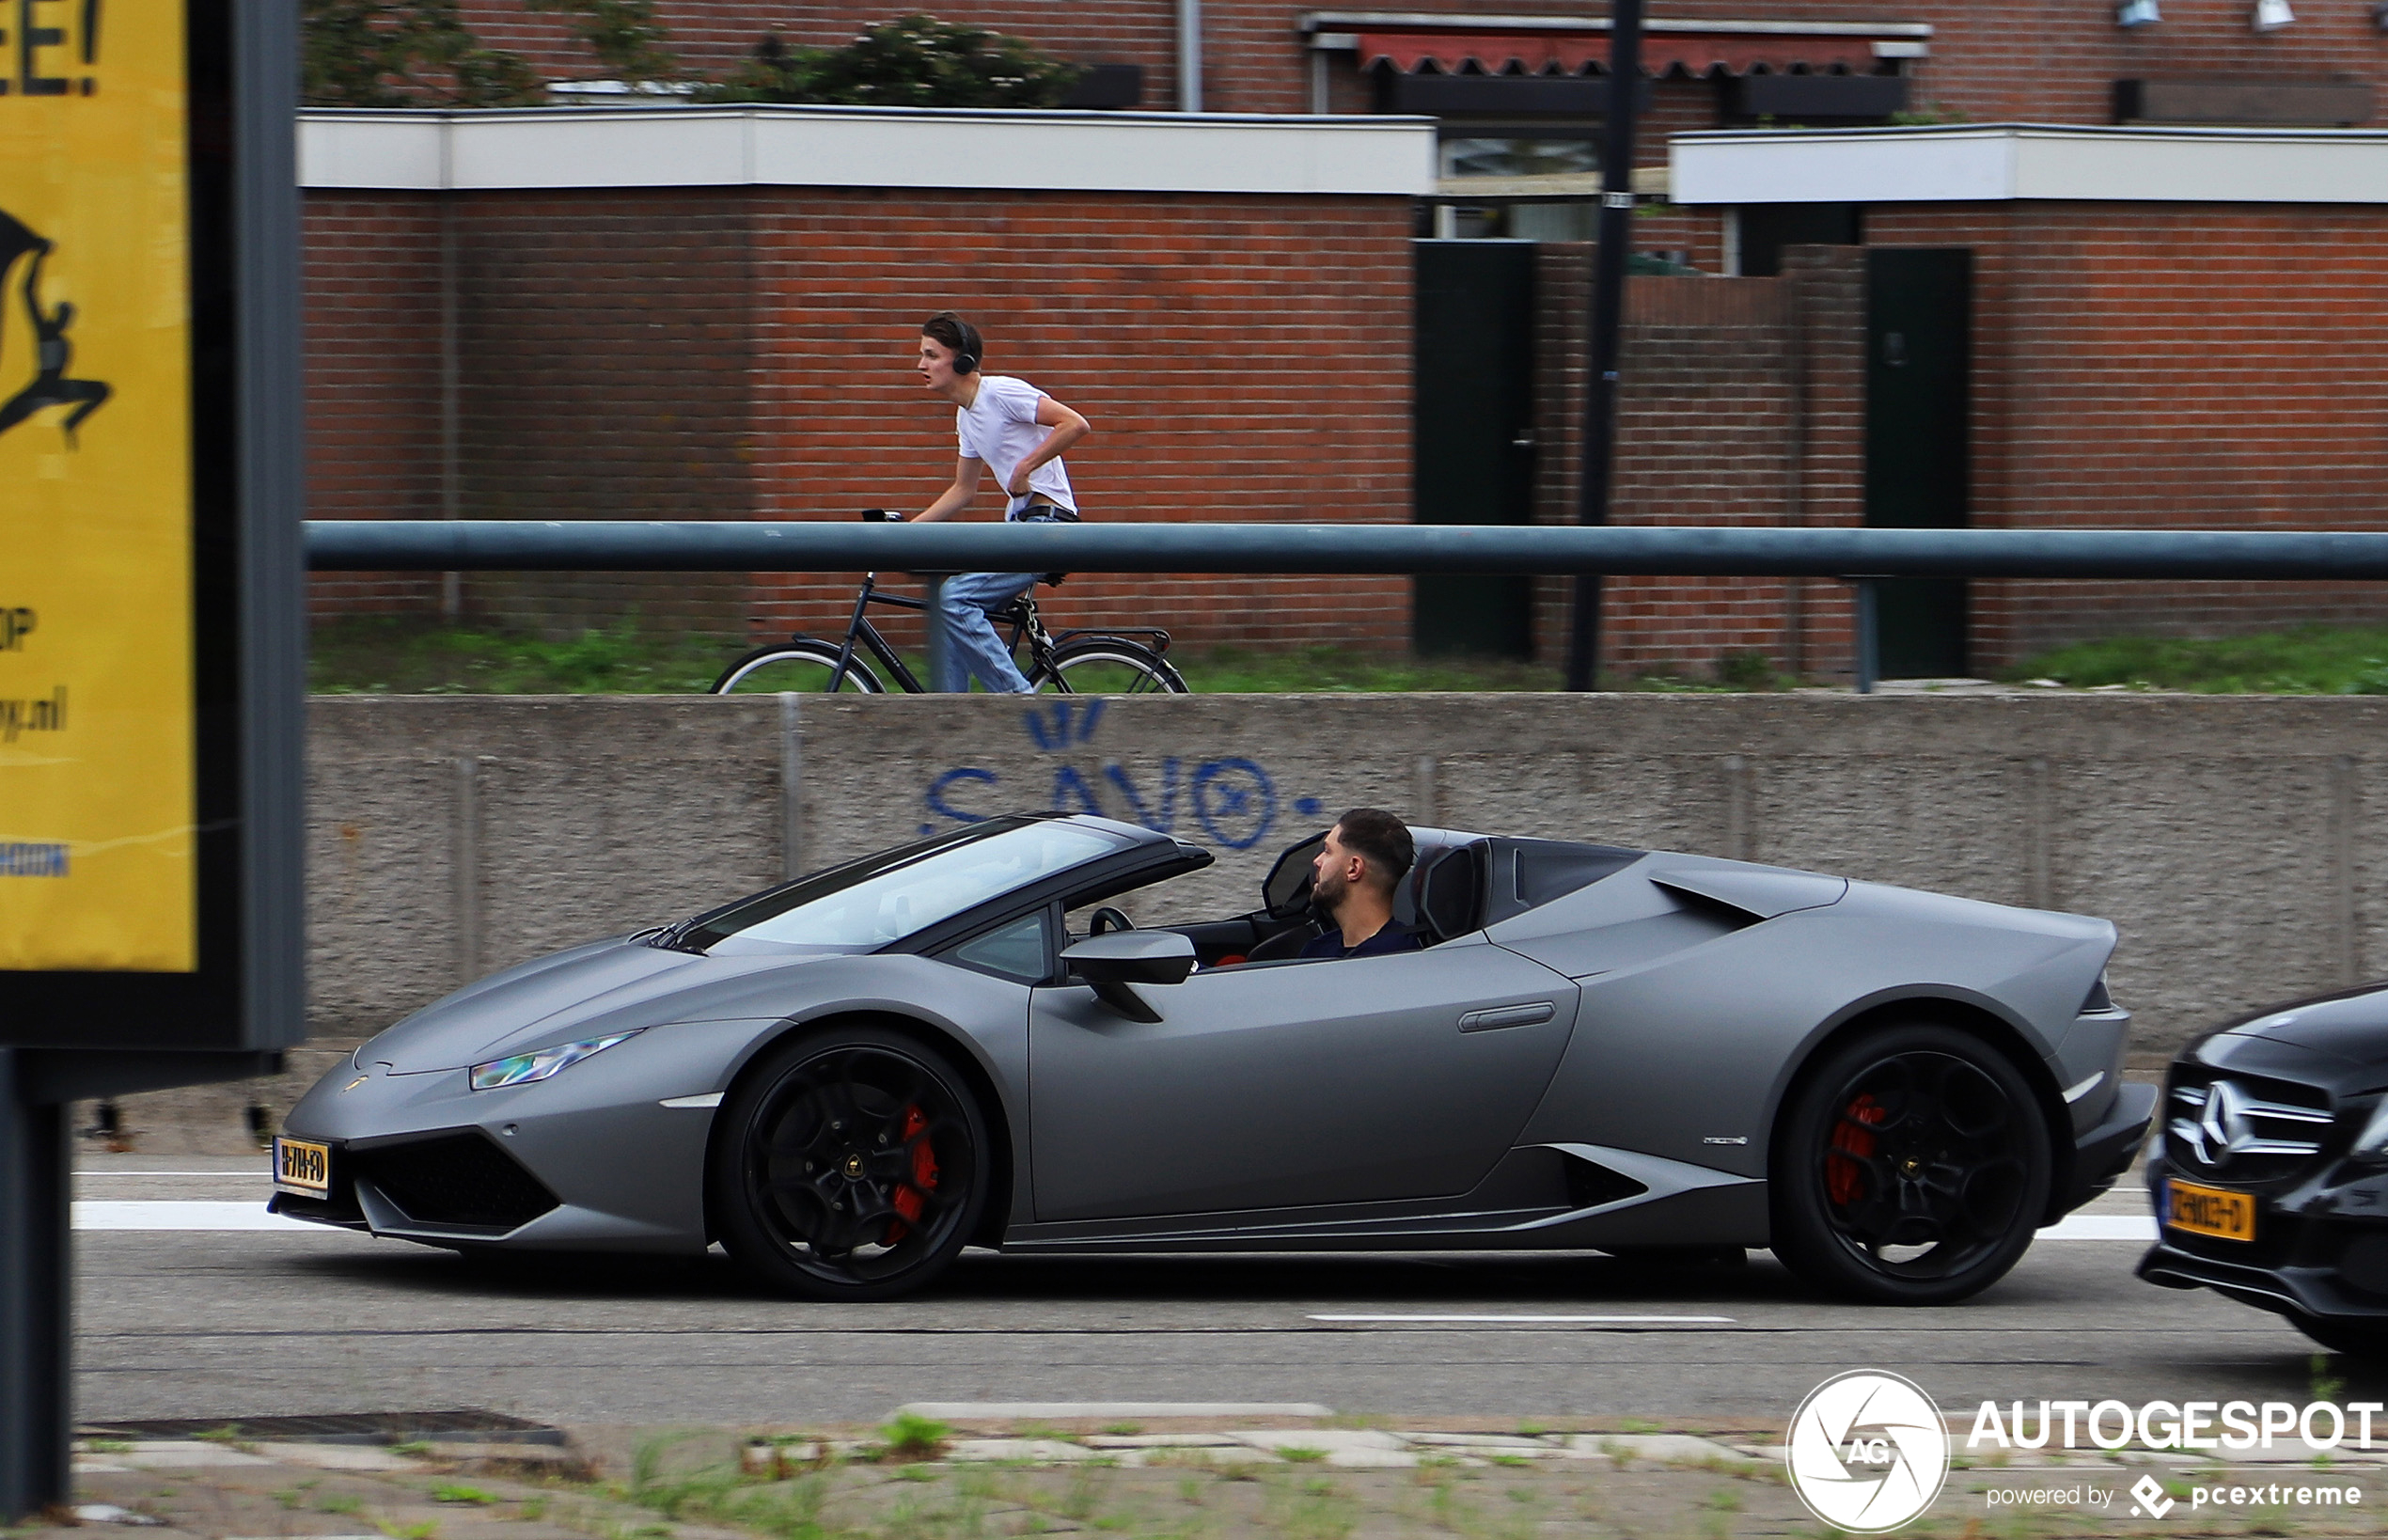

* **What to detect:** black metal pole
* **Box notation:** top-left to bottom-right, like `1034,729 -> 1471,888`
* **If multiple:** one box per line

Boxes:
1565,0 -> 1644,692
0,1049 -> 71,1522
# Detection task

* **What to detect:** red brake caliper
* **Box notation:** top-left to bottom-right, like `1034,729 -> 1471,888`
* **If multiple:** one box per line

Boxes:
1826,1092 -> 1885,1207
885,1105 -> 940,1243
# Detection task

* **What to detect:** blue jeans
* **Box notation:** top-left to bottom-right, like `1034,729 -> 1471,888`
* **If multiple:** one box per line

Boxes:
934,570 -> 1038,693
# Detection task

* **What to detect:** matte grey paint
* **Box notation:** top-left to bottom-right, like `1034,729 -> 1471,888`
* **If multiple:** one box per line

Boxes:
279,816 -> 2130,1268
1028,936 -> 1577,1220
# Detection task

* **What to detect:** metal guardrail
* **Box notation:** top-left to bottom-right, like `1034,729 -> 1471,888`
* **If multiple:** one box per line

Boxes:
306,520 -> 2388,692
306,521 -> 2388,579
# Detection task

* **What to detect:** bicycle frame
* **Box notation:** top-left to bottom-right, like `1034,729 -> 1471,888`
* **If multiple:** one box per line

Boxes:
818,573 -> 1052,693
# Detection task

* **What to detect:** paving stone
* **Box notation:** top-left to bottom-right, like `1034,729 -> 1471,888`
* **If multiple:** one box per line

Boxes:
251,1442 -> 420,1471
946,1438 -> 1099,1462
113,1441 -> 276,1469
1079,1433 -> 1244,1449
1233,1428 -> 1408,1454
1563,1433 -> 1757,1467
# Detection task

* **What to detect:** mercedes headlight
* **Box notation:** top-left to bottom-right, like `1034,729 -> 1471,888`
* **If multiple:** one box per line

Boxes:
470,1030 -> 641,1091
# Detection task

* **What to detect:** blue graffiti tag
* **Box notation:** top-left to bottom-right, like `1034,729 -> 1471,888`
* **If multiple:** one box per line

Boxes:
1050,764 -> 1104,817
1023,698 -> 1105,751
1190,759 -> 1277,850
1105,759 -> 1182,833
925,766 -> 999,828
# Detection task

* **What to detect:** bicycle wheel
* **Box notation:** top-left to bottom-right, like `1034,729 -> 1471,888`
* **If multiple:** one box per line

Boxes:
1031,636 -> 1188,695
712,639 -> 886,694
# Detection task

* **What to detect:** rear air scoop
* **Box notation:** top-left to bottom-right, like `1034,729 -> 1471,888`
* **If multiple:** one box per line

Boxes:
1647,866 -> 1846,922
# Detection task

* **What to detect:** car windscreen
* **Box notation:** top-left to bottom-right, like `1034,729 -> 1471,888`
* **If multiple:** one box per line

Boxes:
688,819 -> 1131,953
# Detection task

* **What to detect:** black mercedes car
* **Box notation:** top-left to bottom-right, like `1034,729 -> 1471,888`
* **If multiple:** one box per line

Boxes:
2140,983 -> 2388,1355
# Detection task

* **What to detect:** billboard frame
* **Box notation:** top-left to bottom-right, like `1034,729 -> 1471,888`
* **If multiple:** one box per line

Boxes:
0,0 -> 306,1054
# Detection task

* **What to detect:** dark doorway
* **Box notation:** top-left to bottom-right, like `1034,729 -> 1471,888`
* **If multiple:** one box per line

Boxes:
1864,247 -> 1972,678
1736,204 -> 1862,276
1412,240 -> 1536,657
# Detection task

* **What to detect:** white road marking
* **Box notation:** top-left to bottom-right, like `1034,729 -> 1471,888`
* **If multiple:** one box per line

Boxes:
2038,1214 -> 2158,1241
74,1202 -> 323,1232
1308,1313 -> 1735,1325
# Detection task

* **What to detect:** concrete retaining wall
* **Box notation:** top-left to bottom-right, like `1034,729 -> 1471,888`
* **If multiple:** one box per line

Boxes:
108,692 -> 2387,1152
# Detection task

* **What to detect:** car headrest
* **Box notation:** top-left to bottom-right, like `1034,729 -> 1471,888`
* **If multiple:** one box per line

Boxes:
1396,841 -> 1486,944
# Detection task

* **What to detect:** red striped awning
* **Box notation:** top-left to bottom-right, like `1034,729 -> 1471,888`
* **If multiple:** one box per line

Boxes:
1356,28 -> 1881,77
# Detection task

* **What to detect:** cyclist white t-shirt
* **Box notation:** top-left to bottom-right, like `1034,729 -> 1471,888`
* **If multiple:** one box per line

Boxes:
956,375 -> 1076,515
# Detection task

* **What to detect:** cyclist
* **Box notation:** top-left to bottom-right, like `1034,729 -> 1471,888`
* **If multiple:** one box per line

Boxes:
911,311 -> 1092,693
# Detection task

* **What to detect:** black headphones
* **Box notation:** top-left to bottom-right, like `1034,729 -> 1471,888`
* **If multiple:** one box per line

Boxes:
929,311 -> 982,375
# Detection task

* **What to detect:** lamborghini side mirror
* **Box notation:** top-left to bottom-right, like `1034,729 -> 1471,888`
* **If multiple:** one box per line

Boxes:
1062,933 -> 1195,1022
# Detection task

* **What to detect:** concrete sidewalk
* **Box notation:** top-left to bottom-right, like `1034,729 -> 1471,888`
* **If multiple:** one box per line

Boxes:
30,1410 -> 2388,1540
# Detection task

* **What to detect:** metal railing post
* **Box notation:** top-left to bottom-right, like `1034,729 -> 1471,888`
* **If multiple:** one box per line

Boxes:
923,574 -> 950,693
1854,579 -> 1879,696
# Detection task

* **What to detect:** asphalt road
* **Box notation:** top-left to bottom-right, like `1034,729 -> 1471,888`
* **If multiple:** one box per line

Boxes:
73,1155 -> 2385,1431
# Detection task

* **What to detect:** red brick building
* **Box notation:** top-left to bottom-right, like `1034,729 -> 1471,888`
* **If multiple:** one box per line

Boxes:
303,109 -> 1434,650
302,2 -> 2388,679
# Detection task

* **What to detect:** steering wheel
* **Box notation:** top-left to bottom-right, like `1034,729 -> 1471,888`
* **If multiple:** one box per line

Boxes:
1088,905 -> 1136,936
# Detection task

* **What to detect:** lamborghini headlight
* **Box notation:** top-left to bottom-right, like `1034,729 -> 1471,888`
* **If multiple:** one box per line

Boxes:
470,1030 -> 642,1091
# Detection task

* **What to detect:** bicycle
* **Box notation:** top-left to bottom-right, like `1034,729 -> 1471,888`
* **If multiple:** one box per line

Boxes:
711,511 -> 1187,696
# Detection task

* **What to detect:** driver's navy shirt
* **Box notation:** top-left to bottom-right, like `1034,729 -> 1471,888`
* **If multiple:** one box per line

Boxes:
1296,920 -> 1423,961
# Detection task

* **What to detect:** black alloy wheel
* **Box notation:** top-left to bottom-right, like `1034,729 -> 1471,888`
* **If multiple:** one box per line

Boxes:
714,1026 -> 989,1301
1771,1022 -> 2050,1304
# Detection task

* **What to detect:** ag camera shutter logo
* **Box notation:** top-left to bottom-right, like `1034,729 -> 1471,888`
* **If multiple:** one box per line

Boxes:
1786,1370 -> 1951,1532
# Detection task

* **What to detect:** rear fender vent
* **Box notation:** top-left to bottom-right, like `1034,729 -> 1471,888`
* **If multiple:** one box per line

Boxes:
1560,1153 -> 1650,1212
349,1131 -> 560,1232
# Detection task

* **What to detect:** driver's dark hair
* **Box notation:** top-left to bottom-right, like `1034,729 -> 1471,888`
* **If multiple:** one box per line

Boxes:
1335,808 -> 1414,893
921,310 -> 983,374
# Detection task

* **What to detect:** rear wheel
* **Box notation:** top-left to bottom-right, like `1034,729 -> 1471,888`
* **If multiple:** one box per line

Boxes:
712,640 -> 885,694
1770,1023 -> 2050,1304
1031,637 -> 1186,695
713,1027 -> 989,1300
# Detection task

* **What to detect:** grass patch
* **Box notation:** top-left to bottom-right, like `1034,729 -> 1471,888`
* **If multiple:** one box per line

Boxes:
2005,625 -> 2388,694
309,618 -> 1815,696
310,617 -> 732,695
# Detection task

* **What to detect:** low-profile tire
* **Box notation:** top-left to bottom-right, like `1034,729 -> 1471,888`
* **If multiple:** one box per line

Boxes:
712,1026 -> 989,1301
2294,1314 -> 2388,1359
1770,1022 -> 2051,1305
712,640 -> 885,694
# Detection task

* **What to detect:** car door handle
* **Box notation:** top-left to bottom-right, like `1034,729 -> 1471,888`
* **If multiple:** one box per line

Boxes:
1458,1001 -> 1556,1033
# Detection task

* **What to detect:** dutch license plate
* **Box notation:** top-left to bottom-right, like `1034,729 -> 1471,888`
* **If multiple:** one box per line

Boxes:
274,1136 -> 330,1194
2168,1178 -> 2255,1242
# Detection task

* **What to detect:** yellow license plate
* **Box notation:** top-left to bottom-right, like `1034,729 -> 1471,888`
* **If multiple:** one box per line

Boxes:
274,1136 -> 330,1194
2168,1178 -> 2255,1242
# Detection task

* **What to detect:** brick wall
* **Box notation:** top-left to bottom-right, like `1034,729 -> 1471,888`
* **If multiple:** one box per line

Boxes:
1867,203 -> 2388,666
304,183 -> 1416,651
1527,254 -> 1863,682
304,195 -> 448,617
741,189 -> 1413,652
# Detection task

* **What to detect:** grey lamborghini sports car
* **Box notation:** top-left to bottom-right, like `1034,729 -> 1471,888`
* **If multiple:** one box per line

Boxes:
273,814 -> 2153,1304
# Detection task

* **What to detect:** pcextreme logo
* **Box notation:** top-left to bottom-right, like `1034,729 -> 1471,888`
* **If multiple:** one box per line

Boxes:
1785,1371 -> 1951,1533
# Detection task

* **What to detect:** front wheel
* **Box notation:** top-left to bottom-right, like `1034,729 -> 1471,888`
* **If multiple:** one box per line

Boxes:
1770,1022 -> 2051,1305
712,639 -> 885,694
712,1026 -> 989,1301
1031,637 -> 1187,695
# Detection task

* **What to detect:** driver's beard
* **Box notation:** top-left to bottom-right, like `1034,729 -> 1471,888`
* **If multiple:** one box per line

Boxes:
1310,868 -> 1347,919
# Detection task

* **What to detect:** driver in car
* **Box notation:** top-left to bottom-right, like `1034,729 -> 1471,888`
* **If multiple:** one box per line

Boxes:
1297,809 -> 1426,961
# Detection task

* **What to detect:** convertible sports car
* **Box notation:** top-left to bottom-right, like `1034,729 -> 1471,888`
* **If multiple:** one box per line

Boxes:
272,814 -> 2153,1304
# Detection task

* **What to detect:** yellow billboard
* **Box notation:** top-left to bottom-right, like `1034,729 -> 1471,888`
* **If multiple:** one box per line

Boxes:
0,0 -> 196,970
